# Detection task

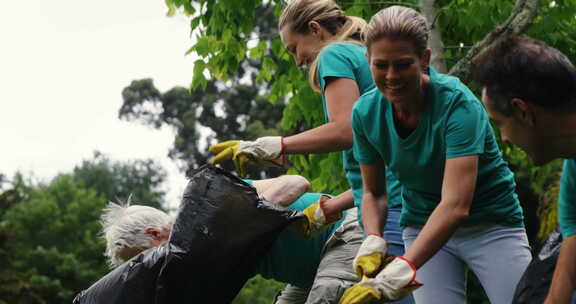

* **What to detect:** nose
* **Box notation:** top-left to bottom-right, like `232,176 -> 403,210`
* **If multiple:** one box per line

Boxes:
296,57 -> 307,68
386,66 -> 400,80
294,51 -> 304,67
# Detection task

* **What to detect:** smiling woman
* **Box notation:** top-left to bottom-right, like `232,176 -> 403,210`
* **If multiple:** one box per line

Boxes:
339,5 -> 532,304
208,1 -> 412,303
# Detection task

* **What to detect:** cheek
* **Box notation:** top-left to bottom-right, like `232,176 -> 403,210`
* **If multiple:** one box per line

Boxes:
406,68 -> 422,83
370,67 -> 384,81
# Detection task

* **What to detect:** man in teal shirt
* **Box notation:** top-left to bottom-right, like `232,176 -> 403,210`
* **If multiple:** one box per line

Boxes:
473,35 -> 576,304
102,175 -> 363,304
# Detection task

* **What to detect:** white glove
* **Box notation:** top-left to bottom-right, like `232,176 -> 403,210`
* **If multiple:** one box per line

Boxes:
209,136 -> 284,177
238,136 -> 284,163
353,235 -> 388,279
371,256 -> 422,300
340,256 -> 421,304
289,195 -> 341,238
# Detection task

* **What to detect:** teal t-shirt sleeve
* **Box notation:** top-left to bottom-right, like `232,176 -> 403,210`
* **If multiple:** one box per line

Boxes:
559,159 -> 576,238
445,96 -> 487,158
317,44 -> 358,91
352,106 -> 380,164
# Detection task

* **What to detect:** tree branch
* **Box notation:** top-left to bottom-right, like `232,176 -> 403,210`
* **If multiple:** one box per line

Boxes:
448,0 -> 539,82
339,1 -> 419,8
420,0 -> 447,73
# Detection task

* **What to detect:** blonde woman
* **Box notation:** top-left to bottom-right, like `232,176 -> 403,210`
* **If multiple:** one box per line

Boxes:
209,1 -> 411,303
340,6 -> 532,304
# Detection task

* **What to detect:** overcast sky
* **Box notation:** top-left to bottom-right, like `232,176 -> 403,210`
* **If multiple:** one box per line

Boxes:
0,0 -> 196,208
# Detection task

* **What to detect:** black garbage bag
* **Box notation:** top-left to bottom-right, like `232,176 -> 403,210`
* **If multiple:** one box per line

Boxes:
73,165 -> 303,304
512,227 -> 563,304
73,244 -> 170,303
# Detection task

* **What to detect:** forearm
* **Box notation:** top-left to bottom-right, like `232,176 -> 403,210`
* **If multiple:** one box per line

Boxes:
253,175 -> 311,206
545,235 -> 576,304
403,200 -> 469,268
361,191 -> 387,236
321,189 -> 355,217
283,121 -> 352,154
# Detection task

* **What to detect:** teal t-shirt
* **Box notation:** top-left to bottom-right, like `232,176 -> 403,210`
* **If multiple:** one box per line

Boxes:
351,68 -> 523,228
316,42 -> 402,209
559,159 -> 576,237
244,180 -> 346,288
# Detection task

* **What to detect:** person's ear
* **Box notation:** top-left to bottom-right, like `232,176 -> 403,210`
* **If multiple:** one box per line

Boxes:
511,98 -> 535,126
308,21 -> 323,38
421,48 -> 431,70
144,227 -> 162,240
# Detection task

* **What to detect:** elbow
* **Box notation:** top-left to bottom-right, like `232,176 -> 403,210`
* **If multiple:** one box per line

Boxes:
454,210 -> 469,223
281,175 -> 311,193
332,121 -> 353,148
451,203 -> 470,223
340,135 -> 353,149
441,197 -> 471,223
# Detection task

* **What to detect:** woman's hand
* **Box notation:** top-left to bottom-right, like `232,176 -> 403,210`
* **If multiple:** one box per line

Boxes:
208,137 -> 284,177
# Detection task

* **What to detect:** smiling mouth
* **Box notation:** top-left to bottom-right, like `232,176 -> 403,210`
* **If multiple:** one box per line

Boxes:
384,84 -> 405,95
385,83 -> 404,90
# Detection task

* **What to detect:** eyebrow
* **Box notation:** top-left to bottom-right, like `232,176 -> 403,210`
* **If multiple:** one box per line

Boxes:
372,58 -> 415,63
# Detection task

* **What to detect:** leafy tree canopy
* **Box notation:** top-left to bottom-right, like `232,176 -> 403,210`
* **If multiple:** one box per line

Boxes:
160,0 -> 576,238
0,153 -> 167,304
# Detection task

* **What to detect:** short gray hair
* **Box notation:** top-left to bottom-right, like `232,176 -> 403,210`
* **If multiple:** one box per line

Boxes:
101,201 -> 172,268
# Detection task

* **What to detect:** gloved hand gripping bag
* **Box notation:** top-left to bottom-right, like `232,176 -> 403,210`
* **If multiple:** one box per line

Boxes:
73,165 -> 303,304
512,227 -> 563,304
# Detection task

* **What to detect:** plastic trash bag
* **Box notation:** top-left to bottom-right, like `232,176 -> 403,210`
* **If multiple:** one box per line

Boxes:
73,165 -> 303,304
512,227 -> 563,304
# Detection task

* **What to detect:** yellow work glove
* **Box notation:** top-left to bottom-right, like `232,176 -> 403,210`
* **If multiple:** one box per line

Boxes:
208,137 -> 284,177
339,256 -> 422,304
339,282 -> 381,304
353,234 -> 388,279
288,195 -> 342,238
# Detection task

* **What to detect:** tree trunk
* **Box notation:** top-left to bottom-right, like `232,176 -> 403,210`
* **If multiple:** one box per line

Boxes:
419,0 -> 447,73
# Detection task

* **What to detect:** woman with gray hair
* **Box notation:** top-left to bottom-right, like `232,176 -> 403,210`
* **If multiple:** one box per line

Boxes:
340,5 -> 531,304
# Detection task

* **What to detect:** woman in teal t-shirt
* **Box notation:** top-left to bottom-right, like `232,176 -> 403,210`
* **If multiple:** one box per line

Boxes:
340,6 -> 531,304
209,1 -> 411,304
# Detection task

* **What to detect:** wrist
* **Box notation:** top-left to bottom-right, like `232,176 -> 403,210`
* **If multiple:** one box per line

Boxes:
397,256 -> 417,272
318,195 -> 341,224
367,233 -> 383,238
402,251 -> 422,269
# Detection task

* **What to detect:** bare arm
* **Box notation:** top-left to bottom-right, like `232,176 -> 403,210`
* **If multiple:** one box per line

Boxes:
545,234 -> 576,304
360,159 -> 388,236
403,155 -> 477,268
252,175 -> 311,206
322,189 -> 355,217
283,77 -> 360,154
